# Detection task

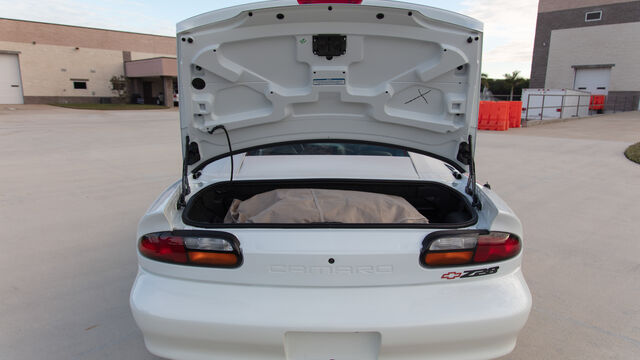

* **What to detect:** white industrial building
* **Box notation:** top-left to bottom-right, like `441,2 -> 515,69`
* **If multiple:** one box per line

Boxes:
0,18 -> 177,106
530,0 -> 640,111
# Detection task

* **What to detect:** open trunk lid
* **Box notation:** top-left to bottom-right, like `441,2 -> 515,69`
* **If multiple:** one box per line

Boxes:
177,0 -> 483,174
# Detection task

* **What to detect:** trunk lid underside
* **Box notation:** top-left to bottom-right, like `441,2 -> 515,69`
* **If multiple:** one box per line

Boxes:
177,1 -> 483,173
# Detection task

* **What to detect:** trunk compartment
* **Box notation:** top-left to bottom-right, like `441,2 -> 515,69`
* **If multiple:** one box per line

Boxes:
182,179 -> 476,228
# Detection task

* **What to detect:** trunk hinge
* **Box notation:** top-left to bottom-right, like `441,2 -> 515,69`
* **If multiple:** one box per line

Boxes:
177,136 -> 200,209
458,135 -> 482,210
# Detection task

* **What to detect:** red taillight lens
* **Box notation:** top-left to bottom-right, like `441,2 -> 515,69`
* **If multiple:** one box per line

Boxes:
139,234 -> 188,264
298,0 -> 363,4
421,231 -> 521,267
138,232 -> 242,268
473,233 -> 521,263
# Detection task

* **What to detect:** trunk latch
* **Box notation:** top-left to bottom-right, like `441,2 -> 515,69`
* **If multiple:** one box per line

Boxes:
313,35 -> 346,59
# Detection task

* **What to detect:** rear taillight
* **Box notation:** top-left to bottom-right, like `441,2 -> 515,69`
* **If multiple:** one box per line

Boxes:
139,231 -> 242,268
473,232 -> 521,263
297,0 -> 363,4
421,231 -> 521,267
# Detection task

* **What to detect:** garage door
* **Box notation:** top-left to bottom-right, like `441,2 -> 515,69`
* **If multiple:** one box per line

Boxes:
0,53 -> 24,104
574,67 -> 611,96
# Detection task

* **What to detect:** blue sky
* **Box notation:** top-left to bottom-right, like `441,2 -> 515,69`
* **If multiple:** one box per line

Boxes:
0,0 -> 538,78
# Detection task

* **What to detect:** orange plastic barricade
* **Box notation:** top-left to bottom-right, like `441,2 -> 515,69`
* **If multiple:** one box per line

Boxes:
494,102 -> 509,131
478,101 -> 522,131
478,101 -> 507,131
590,95 -> 605,110
478,101 -> 491,130
509,101 -> 522,128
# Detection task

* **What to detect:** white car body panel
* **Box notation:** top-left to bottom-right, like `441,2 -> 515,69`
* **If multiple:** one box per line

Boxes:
131,269 -> 530,360
133,155 -> 530,359
196,152 -> 456,183
131,2 -> 530,359
177,1 -> 483,34
177,0 -> 482,172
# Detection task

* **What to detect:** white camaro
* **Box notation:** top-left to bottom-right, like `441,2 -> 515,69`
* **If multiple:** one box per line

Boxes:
130,1 -> 531,359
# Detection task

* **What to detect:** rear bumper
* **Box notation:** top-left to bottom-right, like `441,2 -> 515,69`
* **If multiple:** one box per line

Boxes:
130,269 -> 531,360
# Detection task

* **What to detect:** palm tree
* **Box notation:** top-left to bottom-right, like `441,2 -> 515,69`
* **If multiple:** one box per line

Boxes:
503,71 -> 523,101
481,73 -> 489,92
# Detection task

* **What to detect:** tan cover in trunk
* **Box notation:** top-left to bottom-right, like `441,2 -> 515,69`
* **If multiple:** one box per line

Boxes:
224,189 -> 429,224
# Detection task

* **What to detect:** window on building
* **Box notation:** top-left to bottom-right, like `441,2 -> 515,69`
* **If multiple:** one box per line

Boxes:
112,82 -> 125,91
585,11 -> 602,22
111,80 -> 126,91
73,81 -> 87,89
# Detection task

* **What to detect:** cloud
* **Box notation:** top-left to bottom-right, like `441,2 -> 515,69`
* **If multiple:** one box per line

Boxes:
459,0 -> 538,78
0,0 -> 175,35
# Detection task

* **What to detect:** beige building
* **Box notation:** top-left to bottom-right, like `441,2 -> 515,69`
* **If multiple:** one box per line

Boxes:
530,0 -> 640,111
0,18 -> 178,106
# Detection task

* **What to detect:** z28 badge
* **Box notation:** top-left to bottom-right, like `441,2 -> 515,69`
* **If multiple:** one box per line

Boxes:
441,266 -> 499,280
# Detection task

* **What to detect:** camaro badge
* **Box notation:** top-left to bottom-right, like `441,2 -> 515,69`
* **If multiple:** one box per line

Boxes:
441,272 -> 462,280
442,267 -> 499,280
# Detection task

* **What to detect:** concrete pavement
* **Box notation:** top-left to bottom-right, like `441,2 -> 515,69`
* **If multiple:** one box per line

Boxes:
0,106 -> 639,359
480,113 -> 640,360
0,106 -> 178,360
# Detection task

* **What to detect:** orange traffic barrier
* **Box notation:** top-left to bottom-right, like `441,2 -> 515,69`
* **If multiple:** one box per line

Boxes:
478,101 -> 493,130
494,102 -> 509,131
509,101 -> 522,128
590,95 -> 605,110
477,101 -> 494,130
477,101 -> 522,131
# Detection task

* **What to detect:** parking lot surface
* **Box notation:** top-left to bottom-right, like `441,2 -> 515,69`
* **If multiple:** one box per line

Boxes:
1,106 -> 639,360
